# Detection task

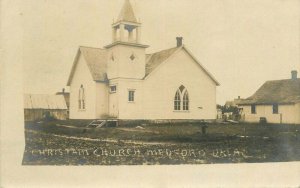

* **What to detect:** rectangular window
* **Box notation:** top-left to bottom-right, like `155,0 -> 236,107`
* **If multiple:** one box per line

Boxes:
273,104 -> 278,114
128,90 -> 135,102
251,104 -> 256,114
78,86 -> 85,110
110,85 -> 117,93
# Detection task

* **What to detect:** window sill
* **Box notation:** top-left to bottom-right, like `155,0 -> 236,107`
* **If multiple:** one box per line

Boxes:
78,109 -> 86,112
173,110 -> 190,113
128,101 -> 135,103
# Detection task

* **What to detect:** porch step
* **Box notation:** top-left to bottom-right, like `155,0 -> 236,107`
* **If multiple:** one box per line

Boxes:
87,120 -> 105,128
95,120 -> 107,128
87,119 -> 118,128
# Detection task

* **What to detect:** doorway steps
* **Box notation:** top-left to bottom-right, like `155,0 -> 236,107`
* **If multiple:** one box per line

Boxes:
87,120 -> 107,128
87,119 -> 118,128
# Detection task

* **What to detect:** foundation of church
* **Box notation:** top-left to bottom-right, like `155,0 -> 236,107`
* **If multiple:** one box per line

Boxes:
117,119 -> 216,126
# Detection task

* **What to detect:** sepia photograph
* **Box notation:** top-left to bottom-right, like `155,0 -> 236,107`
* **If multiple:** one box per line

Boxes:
20,0 -> 300,166
1,0 -> 300,187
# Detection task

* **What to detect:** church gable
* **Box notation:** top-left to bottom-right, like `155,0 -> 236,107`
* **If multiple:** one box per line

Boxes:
142,46 -> 218,120
145,46 -> 220,86
67,47 -> 107,86
69,51 -> 95,87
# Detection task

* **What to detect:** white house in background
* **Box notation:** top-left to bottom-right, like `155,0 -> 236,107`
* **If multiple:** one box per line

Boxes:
238,71 -> 300,124
67,0 -> 219,121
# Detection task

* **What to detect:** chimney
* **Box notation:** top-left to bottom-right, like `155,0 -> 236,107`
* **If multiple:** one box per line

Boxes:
238,96 -> 240,99
176,37 -> 183,47
291,70 -> 298,80
62,88 -> 65,93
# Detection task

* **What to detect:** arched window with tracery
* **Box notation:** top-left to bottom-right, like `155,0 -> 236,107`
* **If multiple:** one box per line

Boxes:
78,85 -> 85,110
183,91 -> 189,111
174,85 -> 189,111
174,90 -> 181,110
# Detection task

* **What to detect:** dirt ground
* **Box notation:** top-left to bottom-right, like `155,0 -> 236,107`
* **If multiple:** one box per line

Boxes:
22,120 -> 300,165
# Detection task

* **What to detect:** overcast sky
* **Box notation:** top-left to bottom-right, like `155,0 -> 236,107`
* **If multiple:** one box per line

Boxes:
22,0 -> 300,104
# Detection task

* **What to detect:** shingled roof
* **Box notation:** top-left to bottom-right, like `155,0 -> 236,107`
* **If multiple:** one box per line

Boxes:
238,78 -> 300,105
67,45 -> 219,86
80,47 -> 107,81
67,47 -> 107,86
145,47 -> 179,76
24,94 -> 68,110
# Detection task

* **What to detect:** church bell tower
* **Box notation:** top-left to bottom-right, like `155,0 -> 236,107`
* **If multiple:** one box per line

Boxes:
105,0 -> 149,80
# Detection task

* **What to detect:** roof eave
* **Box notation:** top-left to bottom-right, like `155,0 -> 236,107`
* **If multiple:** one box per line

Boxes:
104,41 -> 149,49
238,102 -> 296,106
67,48 -> 81,86
143,46 -> 183,79
112,21 -> 141,27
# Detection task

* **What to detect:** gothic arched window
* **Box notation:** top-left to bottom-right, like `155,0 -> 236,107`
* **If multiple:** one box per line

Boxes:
174,90 -> 181,110
78,85 -> 85,110
174,85 -> 189,111
183,91 -> 189,111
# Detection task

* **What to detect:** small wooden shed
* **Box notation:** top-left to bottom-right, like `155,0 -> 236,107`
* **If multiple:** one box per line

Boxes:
24,94 -> 68,121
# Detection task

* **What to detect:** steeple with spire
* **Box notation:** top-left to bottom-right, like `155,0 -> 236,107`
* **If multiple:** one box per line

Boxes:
117,0 -> 138,23
105,0 -> 148,80
110,0 -> 143,44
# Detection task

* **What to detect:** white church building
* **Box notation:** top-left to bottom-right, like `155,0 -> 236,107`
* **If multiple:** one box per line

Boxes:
67,0 -> 219,121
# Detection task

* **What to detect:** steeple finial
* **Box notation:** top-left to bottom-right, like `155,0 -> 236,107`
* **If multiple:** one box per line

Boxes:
117,0 -> 138,23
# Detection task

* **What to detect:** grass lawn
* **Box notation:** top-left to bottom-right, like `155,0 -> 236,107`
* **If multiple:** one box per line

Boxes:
22,120 -> 300,165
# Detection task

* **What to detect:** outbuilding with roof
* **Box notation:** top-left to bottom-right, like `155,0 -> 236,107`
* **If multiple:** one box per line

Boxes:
24,94 -> 68,121
238,71 -> 300,124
